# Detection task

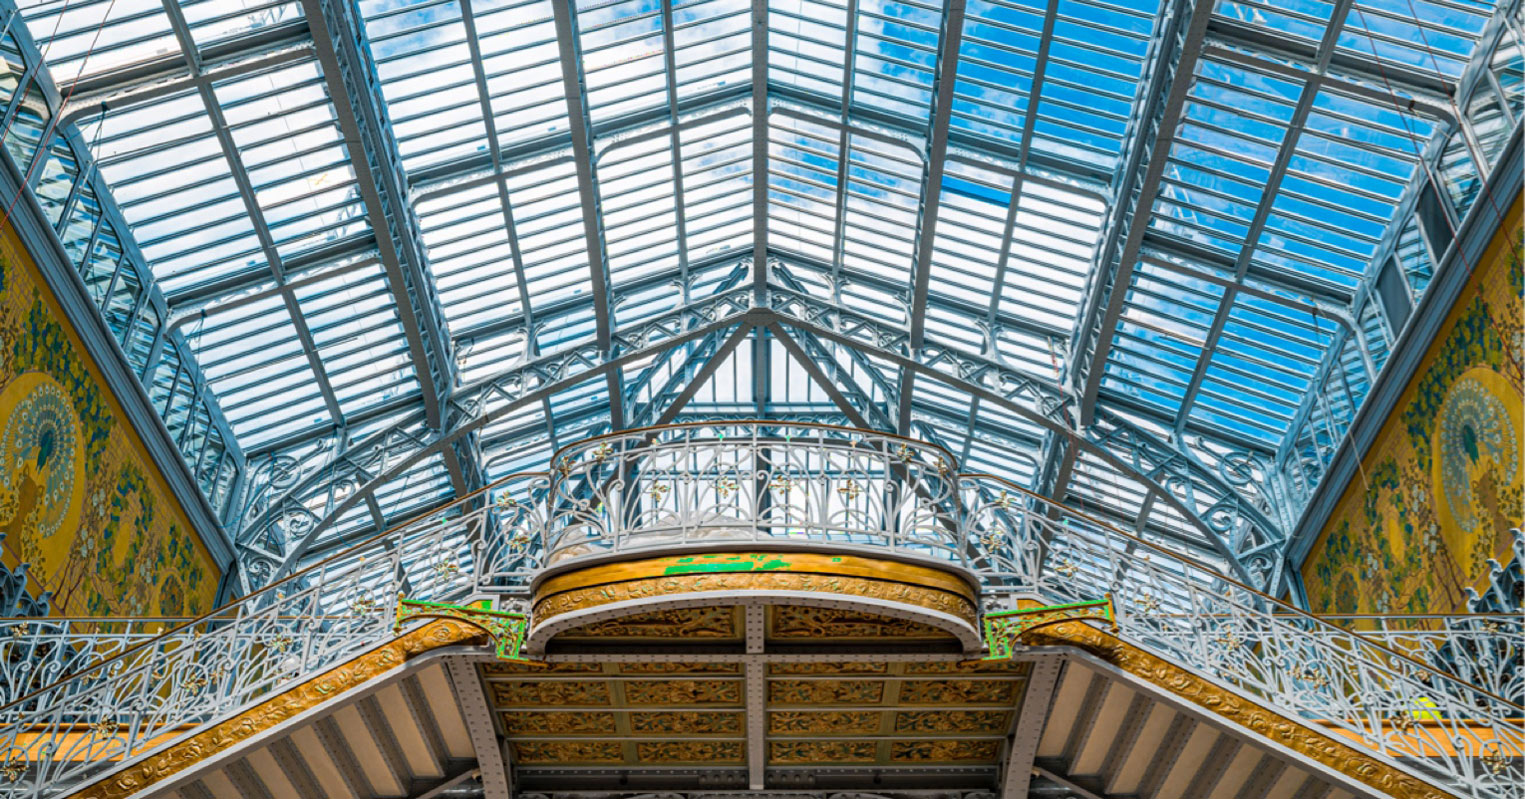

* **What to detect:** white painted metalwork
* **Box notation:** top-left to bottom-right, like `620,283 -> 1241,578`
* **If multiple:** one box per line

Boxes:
962,471 -> 1524,798
0,425 -> 1519,799
0,471 -> 547,797
541,421 -> 961,567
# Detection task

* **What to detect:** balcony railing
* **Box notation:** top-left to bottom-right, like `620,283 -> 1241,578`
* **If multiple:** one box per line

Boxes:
541,422 -> 963,569
0,423 -> 1518,799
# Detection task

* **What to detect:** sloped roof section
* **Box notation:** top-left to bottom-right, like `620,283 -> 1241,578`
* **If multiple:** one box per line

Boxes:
1,0 -> 1518,590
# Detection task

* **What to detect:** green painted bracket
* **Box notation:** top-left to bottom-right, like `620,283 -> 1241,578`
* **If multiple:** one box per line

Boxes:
982,595 -> 1116,661
394,597 -> 529,661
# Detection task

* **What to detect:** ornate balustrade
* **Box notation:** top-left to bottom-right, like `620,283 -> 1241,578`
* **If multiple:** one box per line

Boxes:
0,424 -> 1518,799
0,472 -> 546,796
540,422 -> 963,571
961,473 -> 1523,797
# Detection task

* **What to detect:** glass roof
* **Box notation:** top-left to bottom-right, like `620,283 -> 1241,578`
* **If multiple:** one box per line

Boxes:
1,0 -> 1517,584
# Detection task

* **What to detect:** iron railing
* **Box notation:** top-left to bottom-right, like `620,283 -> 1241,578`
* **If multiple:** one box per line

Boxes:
0,423 -> 1518,798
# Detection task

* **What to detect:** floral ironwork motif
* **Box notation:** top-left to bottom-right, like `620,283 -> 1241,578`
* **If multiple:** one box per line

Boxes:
0,425 -> 1519,799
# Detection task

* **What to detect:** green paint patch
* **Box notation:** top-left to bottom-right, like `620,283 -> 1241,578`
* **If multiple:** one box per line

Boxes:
662,553 -> 795,575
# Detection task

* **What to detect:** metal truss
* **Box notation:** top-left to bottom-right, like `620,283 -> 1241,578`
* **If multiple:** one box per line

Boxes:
301,0 -> 459,435
236,283 -> 1286,591
3,0 -> 1514,606
4,432 -> 1517,799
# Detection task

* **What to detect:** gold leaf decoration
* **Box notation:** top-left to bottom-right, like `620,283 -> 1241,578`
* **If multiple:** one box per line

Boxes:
535,572 -> 976,630
69,621 -> 482,799
768,661 -> 888,675
770,606 -> 951,639
898,680 -> 1018,705
890,740 -> 1001,762
767,679 -> 884,704
623,679 -> 743,705
634,741 -> 744,763
482,662 -> 602,675
629,711 -> 743,735
491,680 -> 610,706
617,661 -> 741,674
768,711 -> 880,735
768,740 -> 877,764
1019,621 -> 1455,799
902,660 -> 1028,674
894,710 -> 1009,734
500,712 -> 617,735
511,741 -> 623,763
564,607 -> 736,638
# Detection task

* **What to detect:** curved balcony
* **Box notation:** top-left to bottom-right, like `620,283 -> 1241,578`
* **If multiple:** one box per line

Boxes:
538,421 -> 965,572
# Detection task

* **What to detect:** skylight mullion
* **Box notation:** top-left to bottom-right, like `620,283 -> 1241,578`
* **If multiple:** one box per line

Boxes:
1032,71 -> 1135,105
1041,52 -> 1139,85
135,209 -> 260,252
1169,136 -> 1276,174
1295,124 -> 1423,163
1180,114 -> 1290,154
1274,185 -> 1390,223
1259,208 -> 1381,251
379,54 -> 478,91
852,47 -> 936,78
1215,0 -> 1328,29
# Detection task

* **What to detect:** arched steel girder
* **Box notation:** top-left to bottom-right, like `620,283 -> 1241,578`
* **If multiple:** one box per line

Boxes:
241,287 -> 1284,589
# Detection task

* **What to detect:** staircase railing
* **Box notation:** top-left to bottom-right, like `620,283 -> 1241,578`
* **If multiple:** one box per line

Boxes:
0,424 -> 1519,799
0,472 -> 547,797
961,473 -> 1523,799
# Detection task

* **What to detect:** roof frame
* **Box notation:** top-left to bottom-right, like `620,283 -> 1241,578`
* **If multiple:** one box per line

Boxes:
898,0 -> 967,434
1073,0 -> 1211,424
300,0 -> 459,446
551,0 -> 624,432
1170,0 -> 1357,438
157,0 -> 347,429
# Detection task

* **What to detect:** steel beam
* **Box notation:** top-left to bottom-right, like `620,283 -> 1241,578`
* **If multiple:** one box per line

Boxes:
158,1 -> 347,429
56,17 -> 312,98
750,0 -> 768,300
658,0 -> 695,305
446,656 -> 512,799
304,0 -> 457,431
1074,0 -> 1210,423
1001,658 -> 1062,799
899,0 -> 967,434
59,41 -> 316,128
654,323 -> 756,426
458,0 -> 541,362
269,308 -> 758,574
769,323 -> 875,430
1171,0 -> 1355,436
550,0 -> 623,432
1206,13 -> 1461,101
744,605 -> 767,790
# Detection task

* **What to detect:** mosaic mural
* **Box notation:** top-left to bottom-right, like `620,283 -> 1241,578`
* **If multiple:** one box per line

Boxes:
0,223 -> 219,617
1303,197 -> 1524,614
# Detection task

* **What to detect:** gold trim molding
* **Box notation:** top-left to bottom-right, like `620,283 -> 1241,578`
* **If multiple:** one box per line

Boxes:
66,621 -> 480,799
1017,622 -> 1456,799
535,570 -> 978,629
536,551 -> 977,603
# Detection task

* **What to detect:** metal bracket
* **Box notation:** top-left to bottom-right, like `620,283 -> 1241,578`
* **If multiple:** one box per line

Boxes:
394,598 -> 529,661
983,596 -> 1117,661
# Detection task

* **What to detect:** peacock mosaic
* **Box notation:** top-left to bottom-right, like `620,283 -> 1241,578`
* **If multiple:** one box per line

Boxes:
0,223 -> 219,617
1303,196 -> 1524,615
